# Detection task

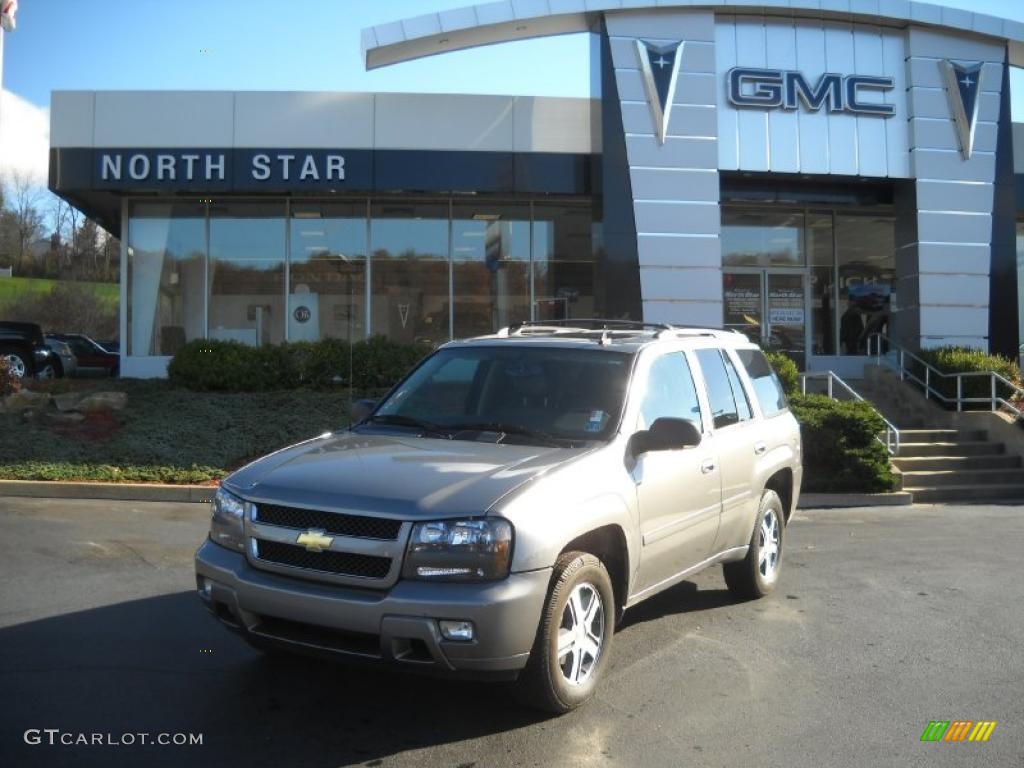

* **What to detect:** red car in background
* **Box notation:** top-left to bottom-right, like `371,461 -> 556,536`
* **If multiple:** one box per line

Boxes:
49,333 -> 119,377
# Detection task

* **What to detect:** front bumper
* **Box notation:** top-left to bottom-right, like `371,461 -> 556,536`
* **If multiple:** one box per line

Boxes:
195,539 -> 550,678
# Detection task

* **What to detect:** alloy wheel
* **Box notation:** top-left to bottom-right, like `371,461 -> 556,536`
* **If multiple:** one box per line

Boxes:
759,507 -> 781,579
557,582 -> 604,686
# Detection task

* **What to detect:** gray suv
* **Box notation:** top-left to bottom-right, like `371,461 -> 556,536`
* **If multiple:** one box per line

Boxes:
195,321 -> 802,713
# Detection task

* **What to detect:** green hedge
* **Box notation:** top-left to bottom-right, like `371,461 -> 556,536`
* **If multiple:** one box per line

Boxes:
764,350 -> 799,396
789,394 -> 896,494
916,346 -> 1021,406
168,337 -> 431,393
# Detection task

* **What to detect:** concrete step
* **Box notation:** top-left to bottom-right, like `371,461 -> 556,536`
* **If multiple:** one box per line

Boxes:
898,429 -> 989,442
893,454 -> 1023,471
905,484 -> 1024,503
900,469 -> 1024,487
897,441 -> 1005,458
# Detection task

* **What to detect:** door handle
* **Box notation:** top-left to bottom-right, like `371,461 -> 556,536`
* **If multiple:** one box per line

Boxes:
700,458 -> 715,474
754,441 -> 767,456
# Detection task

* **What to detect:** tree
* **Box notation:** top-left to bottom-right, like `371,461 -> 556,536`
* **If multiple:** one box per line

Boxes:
4,171 -> 45,275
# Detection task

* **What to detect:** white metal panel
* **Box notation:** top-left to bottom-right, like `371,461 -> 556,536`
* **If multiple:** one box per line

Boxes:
639,267 -> 722,300
633,200 -> 720,234
636,233 -> 721,267
715,15 -> 739,169
853,25 -> 888,177
512,97 -> 599,153
824,22 -> 858,175
374,93 -> 516,151
765,22 -> 800,173
734,17 -> 769,172
629,168 -> 719,201
233,93 -> 374,149
643,299 -> 724,328
50,91 -> 95,148
794,20 -> 831,174
94,92 -> 235,148
881,28 -> 910,177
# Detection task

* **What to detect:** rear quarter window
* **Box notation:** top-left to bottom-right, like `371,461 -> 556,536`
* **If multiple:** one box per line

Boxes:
736,349 -> 788,417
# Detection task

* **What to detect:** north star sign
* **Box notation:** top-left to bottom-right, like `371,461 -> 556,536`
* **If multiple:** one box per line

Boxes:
727,68 -> 895,116
93,150 -> 349,189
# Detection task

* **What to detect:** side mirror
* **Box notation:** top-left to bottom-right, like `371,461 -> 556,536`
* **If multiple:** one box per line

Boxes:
630,417 -> 701,455
350,398 -> 378,425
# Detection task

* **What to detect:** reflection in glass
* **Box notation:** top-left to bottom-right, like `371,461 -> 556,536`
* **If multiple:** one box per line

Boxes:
451,204 -> 530,339
290,204 -> 366,343
127,202 -> 206,356
723,272 -> 762,345
533,203 -> 600,321
836,215 -> 895,356
208,202 -> 286,346
722,210 -> 805,267
370,203 -> 449,345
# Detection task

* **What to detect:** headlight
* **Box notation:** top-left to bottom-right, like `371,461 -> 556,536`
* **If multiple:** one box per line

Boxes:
403,518 -> 513,582
210,487 -> 245,551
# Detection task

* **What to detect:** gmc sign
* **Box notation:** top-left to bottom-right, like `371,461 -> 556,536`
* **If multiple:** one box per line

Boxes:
727,67 -> 895,117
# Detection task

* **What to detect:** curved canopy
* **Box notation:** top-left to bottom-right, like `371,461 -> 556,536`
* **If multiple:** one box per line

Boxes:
362,0 -> 1024,71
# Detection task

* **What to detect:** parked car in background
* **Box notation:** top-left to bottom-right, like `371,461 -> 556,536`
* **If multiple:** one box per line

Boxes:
0,321 -> 59,379
44,336 -> 77,378
96,339 -> 120,354
49,333 -> 119,377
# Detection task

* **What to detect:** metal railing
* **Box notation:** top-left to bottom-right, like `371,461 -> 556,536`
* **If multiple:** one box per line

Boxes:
867,333 -> 1024,420
799,370 -> 901,456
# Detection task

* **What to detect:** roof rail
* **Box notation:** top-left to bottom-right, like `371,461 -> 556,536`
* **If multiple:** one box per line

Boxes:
505,319 -> 673,334
495,319 -> 747,343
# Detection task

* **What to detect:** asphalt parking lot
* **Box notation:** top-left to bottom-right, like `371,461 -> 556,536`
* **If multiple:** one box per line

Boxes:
0,496 -> 1021,768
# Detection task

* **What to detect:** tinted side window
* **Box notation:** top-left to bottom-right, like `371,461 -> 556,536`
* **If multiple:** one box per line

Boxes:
695,348 -> 740,429
638,353 -> 703,432
722,352 -> 753,421
736,349 -> 788,417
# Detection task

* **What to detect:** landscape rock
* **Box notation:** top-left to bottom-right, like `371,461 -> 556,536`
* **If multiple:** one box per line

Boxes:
53,392 -> 85,413
76,391 -> 128,413
4,391 -> 52,413
46,411 -> 86,425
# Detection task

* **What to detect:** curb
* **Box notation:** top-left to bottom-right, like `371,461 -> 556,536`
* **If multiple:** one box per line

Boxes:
797,492 -> 913,509
0,480 -> 215,503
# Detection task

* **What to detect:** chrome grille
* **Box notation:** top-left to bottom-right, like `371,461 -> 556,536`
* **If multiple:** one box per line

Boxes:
255,539 -> 391,579
253,503 -> 402,540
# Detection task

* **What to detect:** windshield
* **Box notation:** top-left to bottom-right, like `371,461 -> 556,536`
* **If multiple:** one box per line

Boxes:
369,345 -> 635,445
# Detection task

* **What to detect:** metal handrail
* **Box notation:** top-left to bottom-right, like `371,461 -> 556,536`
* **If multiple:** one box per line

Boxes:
867,333 -> 1024,419
799,371 -> 901,456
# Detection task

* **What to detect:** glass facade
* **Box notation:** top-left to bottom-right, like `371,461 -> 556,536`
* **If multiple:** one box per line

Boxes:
722,207 -> 895,369
125,198 -> 601,355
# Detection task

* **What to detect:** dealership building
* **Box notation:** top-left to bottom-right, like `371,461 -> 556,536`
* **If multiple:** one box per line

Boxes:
48,0 -> 1024,378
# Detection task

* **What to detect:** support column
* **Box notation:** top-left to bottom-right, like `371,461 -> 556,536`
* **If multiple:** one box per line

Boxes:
604,10 -> 722,328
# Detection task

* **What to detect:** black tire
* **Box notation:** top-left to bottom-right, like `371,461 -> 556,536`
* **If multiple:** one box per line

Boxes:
514,551 -> 615,715
0,346 -> 32,378
723,489 -> 786,599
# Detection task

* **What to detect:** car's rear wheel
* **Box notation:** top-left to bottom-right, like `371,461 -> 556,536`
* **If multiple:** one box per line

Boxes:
723,489 -> 785,599
514,551 -> 615,714
1,348 -> 30,379
36,361 -> 57,380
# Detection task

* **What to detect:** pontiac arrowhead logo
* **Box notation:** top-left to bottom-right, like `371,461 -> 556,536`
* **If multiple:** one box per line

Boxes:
296,529 -> 334,553
941,59 -> 983,159
636,39 -> 684,145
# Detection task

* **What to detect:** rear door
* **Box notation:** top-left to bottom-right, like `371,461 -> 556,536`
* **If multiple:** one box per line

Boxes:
692,346 -> 761,553
631,350 -> 722,596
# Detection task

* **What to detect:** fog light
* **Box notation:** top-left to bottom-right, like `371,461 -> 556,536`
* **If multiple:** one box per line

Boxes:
197,576 -> 213,601
439,620 -> 475,642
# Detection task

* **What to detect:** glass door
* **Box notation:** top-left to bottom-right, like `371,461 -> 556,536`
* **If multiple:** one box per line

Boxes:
723,271 -> 807,370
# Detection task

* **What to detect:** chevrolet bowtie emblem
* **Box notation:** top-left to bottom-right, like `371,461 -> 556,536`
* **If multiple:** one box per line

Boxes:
295,529 -> 334,553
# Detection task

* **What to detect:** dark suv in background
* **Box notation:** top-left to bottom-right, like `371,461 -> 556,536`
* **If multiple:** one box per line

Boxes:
0,321 -> 59,379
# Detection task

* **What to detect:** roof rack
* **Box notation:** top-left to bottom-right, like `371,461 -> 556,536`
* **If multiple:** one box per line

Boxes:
495,319 -> 747,344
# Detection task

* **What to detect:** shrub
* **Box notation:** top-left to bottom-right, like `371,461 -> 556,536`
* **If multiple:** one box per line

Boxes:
168,337 -> 431,393
789,394 -> 896,494
764,350 -> 799,396
916,346 -> 1021,408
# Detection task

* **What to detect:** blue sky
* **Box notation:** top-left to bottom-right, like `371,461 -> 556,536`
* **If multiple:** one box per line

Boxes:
1,0 -> 1023,184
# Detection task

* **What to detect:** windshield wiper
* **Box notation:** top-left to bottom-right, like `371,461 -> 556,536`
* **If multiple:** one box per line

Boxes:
363,414 -> 450,437
445,421 -> 568,447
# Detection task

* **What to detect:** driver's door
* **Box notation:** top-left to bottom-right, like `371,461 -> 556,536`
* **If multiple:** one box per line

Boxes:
630,351 -> 722,597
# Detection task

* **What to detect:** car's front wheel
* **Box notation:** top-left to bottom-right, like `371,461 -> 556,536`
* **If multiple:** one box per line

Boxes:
723,489 -> 785,599
514,551 -> 615,714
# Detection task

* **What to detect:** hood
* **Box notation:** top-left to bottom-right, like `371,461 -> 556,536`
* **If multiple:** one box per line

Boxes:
225,430 -> 585,519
